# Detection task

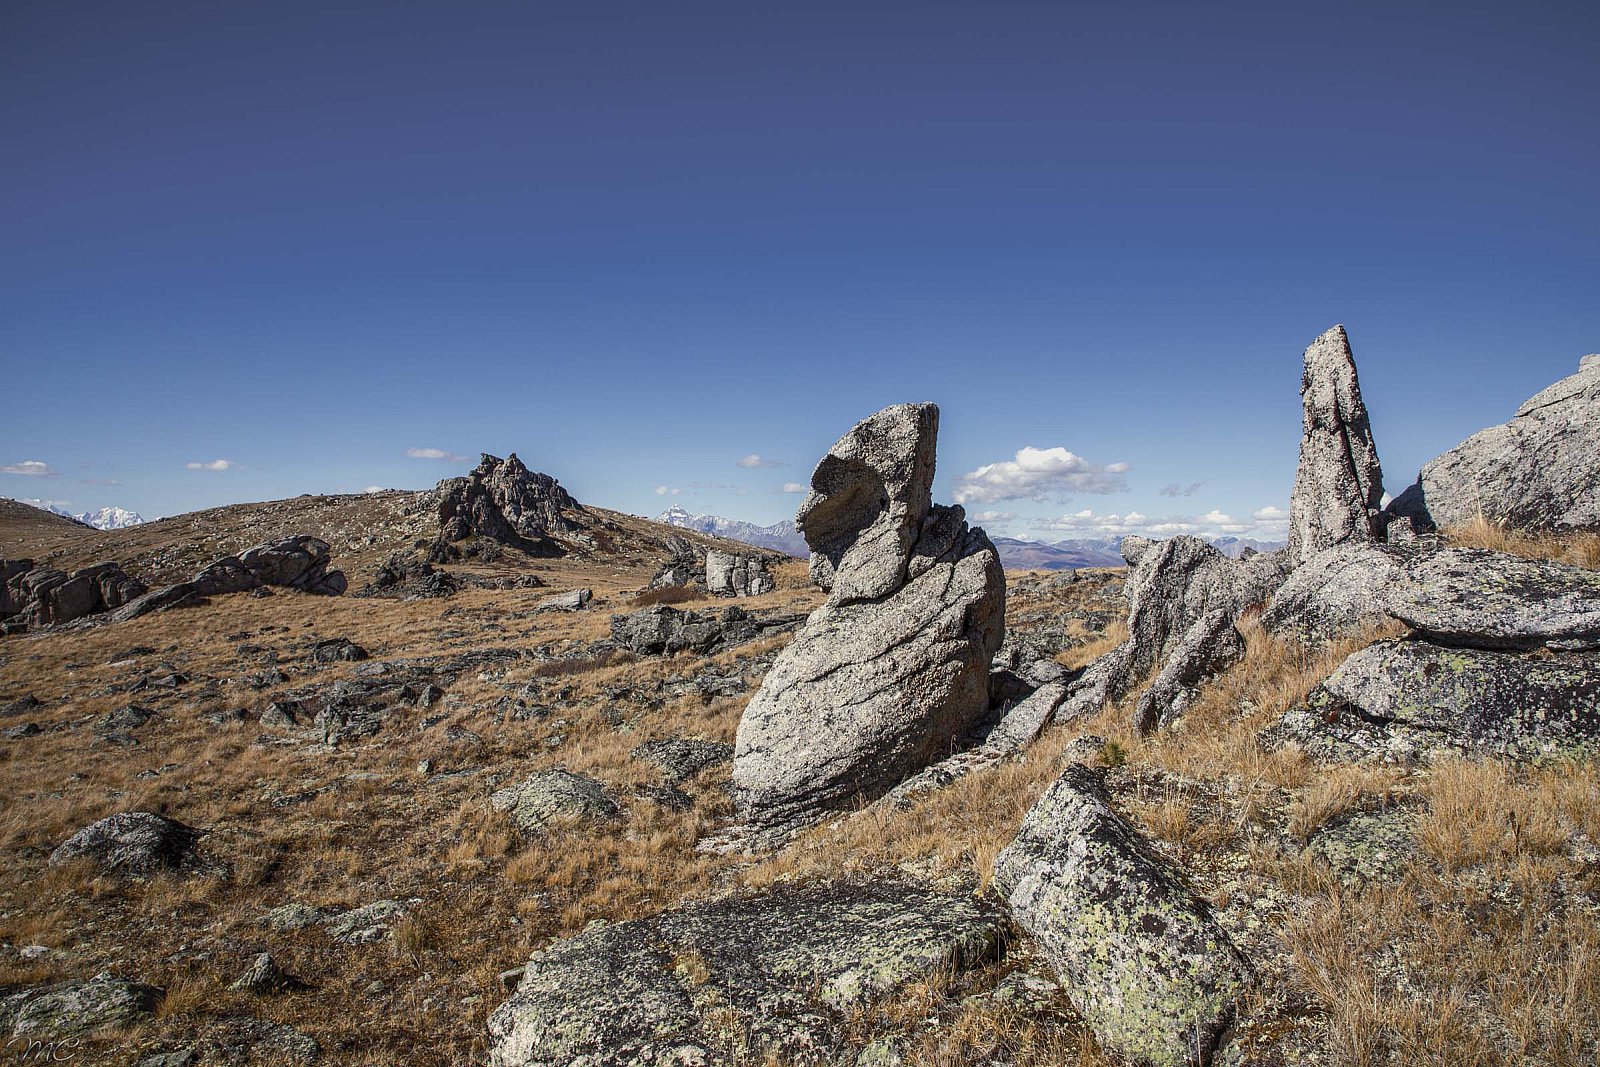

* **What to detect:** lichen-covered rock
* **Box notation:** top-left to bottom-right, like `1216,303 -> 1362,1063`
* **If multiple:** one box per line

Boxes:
798,403 -> 939,600
993,765 -> 1252,1067
0,560 -> 147,627
193,1015 -> 321,1064
324,899 -> 407,945
1267,640 -> 1600,762
485,880 -> 1005,1067
1387,546 -> 1600,651
1260,541 -> 1412,642
1387,354 -> 1600,530
490,770 -> 619,834
1305,808 -> 1421,886
1,971 -> 163,1038
48,811 -> 207,877
705,550 -> 775,597
1287,325 -> 1385,566
534,588 -> 592,613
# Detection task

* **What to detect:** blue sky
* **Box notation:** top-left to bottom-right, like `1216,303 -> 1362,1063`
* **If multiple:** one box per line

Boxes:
3,2 -> 1596,541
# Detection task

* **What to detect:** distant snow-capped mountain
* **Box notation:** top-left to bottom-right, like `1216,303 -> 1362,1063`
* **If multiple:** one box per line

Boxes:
656,505 -> 808,557
993,535 -> 1284,570
42,504 -> 148,530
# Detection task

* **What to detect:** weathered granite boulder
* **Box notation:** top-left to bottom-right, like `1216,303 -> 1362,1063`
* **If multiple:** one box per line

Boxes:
490,770 -> 620,834
733,403 -> 1005,833
1387,546 -> 1600,651
705,550 -> 775,597
1,971 -> 163,1039
1267,640 -> 1600,762
1287,325 -> 1385,566
486,881 -> 1004,1067
1260,541 -> 1413,642
433,453 -> 582,559
48,811 -> 208,877
192,556 -> 263,596
534,588 -> 592,613
1388,354 -> 1600,531
994,765 -> 1252,1067
798,403 -> 939,600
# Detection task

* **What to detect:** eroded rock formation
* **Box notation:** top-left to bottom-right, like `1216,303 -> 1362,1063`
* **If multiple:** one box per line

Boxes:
1287,325 -> 1385,566
732,403 -> 1005,833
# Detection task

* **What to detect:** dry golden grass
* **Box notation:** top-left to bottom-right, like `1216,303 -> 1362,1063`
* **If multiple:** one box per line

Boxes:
1444,513 -> 1600,569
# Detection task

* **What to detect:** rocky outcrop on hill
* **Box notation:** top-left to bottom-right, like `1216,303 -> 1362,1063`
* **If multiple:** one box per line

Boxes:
732,403 -> 1006,835
490,770 -> 619,835
1,559 -> 147,630
1261,541 -> 1412,642
1388,354 -> 1600,531
610,604 -> 782,655
431,453 -> 581,560
1287,325 -> 1385,566
486,881 -> 1004,1067
994,765 -> 1252,1067
111,536 -> 347,622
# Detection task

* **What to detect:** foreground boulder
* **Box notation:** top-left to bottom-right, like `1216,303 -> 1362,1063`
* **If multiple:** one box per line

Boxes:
994,765 -> 1252,1067
1386,546 -> 1600,651
1,971 -> 163,1039
1261,541 -> 1412,642
1388,354 -> 1600,530
1269,640 -> 1600,762
1287,325 -> 1385,566
49,811 -> 209,877
733,403 -> 1005,833
431,453 -> 582,560
486,881 -> 1004,1067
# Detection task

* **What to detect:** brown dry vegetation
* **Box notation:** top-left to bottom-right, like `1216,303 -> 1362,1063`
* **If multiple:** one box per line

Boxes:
3,501 -> 1599,1065
1443,512 -> 1600,569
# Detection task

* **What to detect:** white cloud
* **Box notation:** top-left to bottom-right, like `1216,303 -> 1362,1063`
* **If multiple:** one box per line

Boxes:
953,447 -> 1129,505
736,453 -> 781,469
1159,480 -> 1206,498
973,510 -> 1016,522
363,485 -> 386,494
1251,505 -> 1288,522
185,459 -> 233,471
1036,506 -> 1259,539
79,477 -> 122,487
655,485 -> 682,496
1,460 -> 56,477
406,447 -> 466,462
781,482 -> 808,494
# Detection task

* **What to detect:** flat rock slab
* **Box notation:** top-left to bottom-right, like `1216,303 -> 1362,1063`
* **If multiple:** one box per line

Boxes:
1269,640 -> 1600,762
1388,547 -> 1600,651
49,811 -> 210,878
486,880 -> 1005,1067
1261,542 -> 1412,642
1306,808 -> 1421,887
994,765 -> 1252,1067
